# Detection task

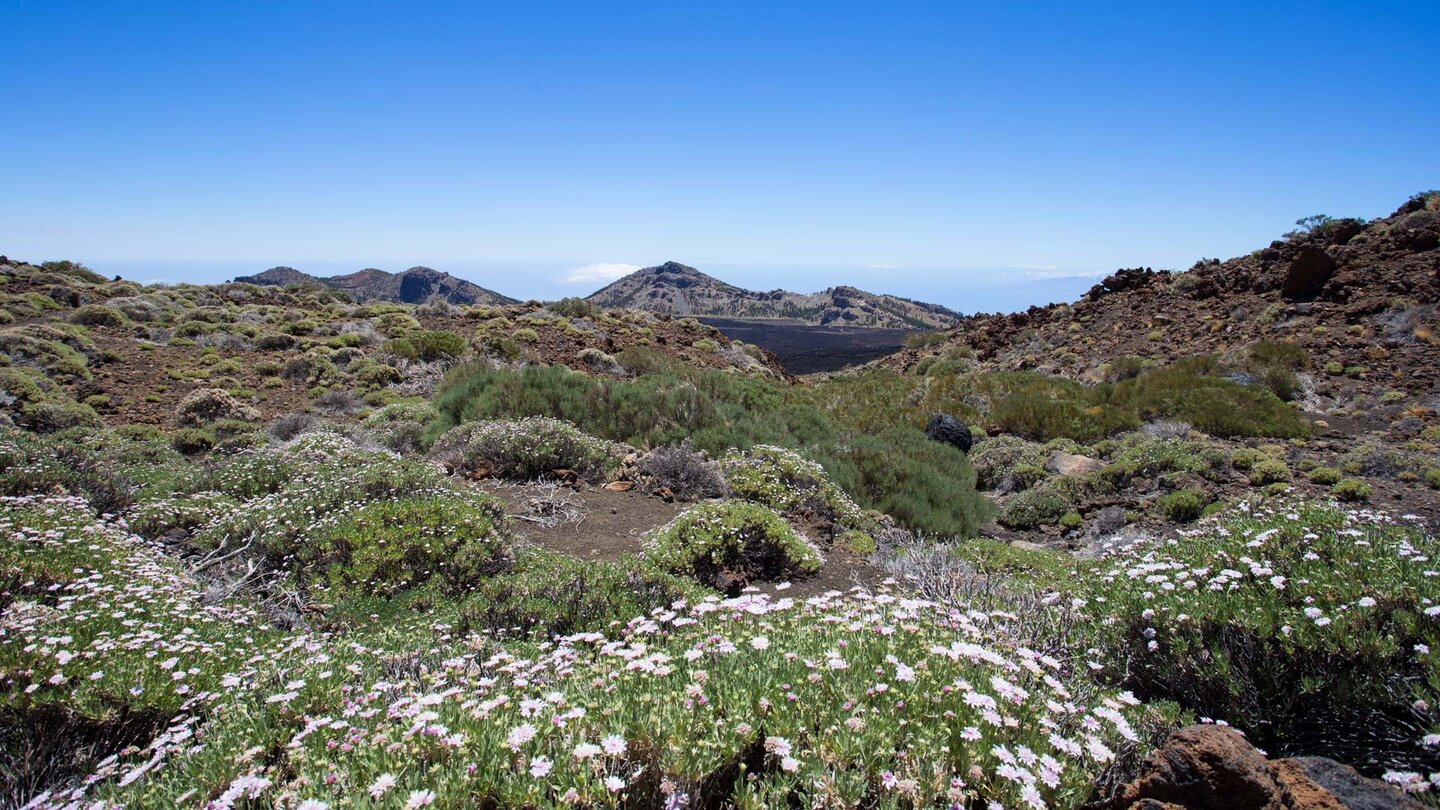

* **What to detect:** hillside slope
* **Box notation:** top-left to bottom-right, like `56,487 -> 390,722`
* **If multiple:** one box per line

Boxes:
585,261 -> 961,329
879,192 -> 1440,401
234,265 -> 518,306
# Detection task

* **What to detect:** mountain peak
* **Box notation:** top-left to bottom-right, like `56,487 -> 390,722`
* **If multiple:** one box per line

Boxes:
585,261 -> 958,329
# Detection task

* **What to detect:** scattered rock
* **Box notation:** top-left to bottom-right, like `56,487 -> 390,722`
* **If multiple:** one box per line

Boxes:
924,413 -> 973,453
1115,725 -> 1420,810
1277,757 -> 1424,810
1046,451 -> 1104,477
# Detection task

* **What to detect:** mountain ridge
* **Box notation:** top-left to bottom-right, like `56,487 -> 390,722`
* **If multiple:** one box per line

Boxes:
233,265 -> 518,307
876,192 -> 1440,400
585,261 -> 961,329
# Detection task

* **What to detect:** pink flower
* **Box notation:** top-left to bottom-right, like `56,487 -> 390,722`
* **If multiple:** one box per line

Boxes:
369,773 -> 397,798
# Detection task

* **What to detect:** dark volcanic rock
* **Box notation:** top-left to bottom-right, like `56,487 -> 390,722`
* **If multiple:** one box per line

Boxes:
1281,246 -> 1338,302
1115,725 -> 1421,810
924,413 -> 972,453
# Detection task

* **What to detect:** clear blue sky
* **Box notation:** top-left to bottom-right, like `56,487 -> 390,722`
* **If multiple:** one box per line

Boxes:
3,1 -> 1437,313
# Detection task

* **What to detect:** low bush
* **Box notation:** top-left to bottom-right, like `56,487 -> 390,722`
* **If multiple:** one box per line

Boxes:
125,490 -> 238,538
1307,466 -> 1342,485
637,442 -> 729,500
547,297 -> 596,319
722,445 -> 877,539
0,428 -> 133,515
18,401 -> 103,434
997,485 -> 1071,529
361,401 -> 435,454
459,548 -> 705,639
1156,488 -> 1209,523
68,304 -> 128,327
1332,478 -> 1372,502
969,435 -> 1049,491
643,500 -> 822,590
1249,458 -> 1291,485
432,417 -> 625,482
173,388 -> 261,427
383,329 -> 468,362
302,495 -> 511,598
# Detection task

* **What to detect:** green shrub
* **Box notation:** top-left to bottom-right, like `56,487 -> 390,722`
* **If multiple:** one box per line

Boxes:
1426,468 -> 1440,489
1059,511 -> 1084,530
458,548 -> 705,639
170,428 -> 215,455
1156,488 -> 1209,523
997,486 -> 1070,529
18,400 -> 103,435
303,495 -> 511,598
432,417 -> 625,482
969,435 -> 1049,491
383,329 -> 468,362
547,297 -> 596,319
126,490 -> 238,538
811,428 -> 986,539
643,501 -> 822,590
68,304 -> 129,327
1307,466 -> 1342,485
1332,478 -> 1372,502
193,434 -> 461,560
1248,458 -> 1291,485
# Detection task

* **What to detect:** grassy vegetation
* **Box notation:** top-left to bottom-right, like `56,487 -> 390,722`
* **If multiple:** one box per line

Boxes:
428,363 -> 989,538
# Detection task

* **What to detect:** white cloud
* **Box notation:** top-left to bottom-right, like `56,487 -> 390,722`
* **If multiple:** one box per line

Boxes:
865,263 -> 898,270
560,262 -> 641,285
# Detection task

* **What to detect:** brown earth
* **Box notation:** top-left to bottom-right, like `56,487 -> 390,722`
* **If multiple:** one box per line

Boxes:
476,480 -> 888,598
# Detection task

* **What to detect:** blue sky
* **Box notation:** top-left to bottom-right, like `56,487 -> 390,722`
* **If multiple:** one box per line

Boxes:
3,1 -> 1437,314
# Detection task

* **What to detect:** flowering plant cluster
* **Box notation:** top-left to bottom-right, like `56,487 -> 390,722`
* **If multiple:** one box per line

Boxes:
1085,500 -> 1440,779
721,445 -> 880,539
13,536 -> 1151,809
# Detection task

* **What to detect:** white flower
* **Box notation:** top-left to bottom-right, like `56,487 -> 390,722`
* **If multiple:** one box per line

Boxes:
507,723 -> 537,750
369,773 -> 397,798
297,802 -> 329,810
750,636 -> 770,650
406,789 -> 436,808
764,736 -> 792,757
601,734 -> 627,756
605,776 -> 626,792
573,742 -> 601,760
530,756 -> 553,778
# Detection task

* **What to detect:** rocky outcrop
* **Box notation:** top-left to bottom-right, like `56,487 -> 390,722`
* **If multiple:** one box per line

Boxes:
1115,725 -> 1423,810
924,413 -> 973,452
585,261 -> 961,329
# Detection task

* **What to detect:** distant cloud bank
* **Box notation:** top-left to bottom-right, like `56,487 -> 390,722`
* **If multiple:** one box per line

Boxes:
560,262 -> 641,285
